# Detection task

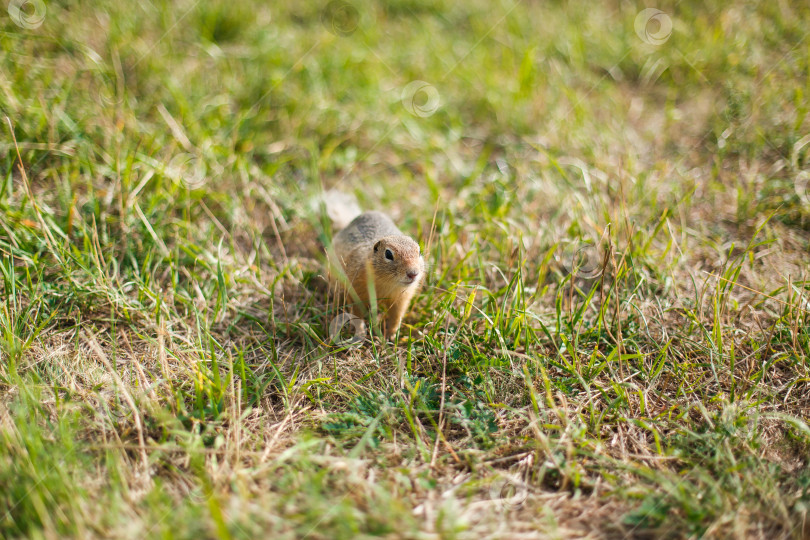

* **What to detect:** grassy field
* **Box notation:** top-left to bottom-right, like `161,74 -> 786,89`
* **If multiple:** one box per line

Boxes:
2,0 -> 810,537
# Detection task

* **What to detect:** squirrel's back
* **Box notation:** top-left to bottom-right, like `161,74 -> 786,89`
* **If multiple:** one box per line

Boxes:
333,211 -> 402,258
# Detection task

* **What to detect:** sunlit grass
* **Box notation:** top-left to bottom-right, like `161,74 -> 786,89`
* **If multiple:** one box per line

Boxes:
1,0 -> 809,538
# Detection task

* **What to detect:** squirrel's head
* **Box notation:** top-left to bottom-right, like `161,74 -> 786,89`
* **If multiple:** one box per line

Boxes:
372,235 -> 424,288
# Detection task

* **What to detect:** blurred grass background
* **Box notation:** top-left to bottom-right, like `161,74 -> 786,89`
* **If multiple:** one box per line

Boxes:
1,0 -> 810,538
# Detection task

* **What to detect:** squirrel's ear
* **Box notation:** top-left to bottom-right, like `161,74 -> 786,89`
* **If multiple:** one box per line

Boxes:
373,240 -> 381,253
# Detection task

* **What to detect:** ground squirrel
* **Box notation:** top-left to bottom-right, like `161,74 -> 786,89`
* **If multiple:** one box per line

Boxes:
329,210 -> 424,339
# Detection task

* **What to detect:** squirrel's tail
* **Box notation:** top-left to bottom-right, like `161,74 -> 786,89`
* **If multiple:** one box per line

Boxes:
318,189 -> 362,230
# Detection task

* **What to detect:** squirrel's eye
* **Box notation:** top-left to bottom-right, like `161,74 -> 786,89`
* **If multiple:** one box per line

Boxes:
385,248 -> 394,261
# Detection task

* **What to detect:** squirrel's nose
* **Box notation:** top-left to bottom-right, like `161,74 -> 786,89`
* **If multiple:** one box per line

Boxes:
406,270 -> 419,280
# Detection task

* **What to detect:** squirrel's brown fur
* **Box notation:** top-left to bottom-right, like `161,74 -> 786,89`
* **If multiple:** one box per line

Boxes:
329,211 -> 424,339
